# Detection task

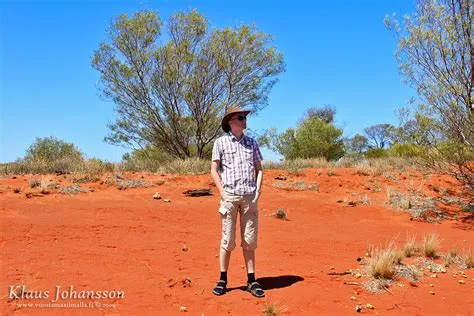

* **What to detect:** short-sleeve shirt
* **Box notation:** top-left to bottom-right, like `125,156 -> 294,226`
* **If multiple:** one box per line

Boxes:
212,132 -> 263,195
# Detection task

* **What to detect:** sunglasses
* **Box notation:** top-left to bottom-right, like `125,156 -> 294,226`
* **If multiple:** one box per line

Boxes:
231,115 -> 247,121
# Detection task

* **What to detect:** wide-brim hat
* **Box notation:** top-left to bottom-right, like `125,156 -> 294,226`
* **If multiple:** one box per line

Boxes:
221,106 -> 251,133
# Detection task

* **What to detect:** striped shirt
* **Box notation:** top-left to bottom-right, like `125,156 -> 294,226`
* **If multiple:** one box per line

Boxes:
212,132 -> 263,195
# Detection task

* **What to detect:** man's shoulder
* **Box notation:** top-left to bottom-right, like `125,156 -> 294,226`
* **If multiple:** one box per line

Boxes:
214,134 -> 229,143
243,135 -> 259,146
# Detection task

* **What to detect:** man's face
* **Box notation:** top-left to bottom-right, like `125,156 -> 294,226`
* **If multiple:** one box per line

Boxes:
229,113 -> 247,131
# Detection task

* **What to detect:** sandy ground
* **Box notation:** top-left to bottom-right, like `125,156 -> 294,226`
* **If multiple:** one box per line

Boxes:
1,168 -> 473,315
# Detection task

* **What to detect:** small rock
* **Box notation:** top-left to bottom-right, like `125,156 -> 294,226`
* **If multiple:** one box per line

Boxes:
275,175 -> 287,180
330,266 -> 335,270
440,268 -> 447,273
354,273 -> 362,279
429,291 -> 435,295
462,275 -> 467,278
429,284 -> 434,287
215,254 -> 218,258
182,244 -> 188,252
180,306 -> 187,312
350,296 -> 357,301
366,303 -> 374,309
458,280 -> 465,284
355,305 -> 362,313
153,192 -> 161,199
164,199 -> 171,202
182,277 -> 192,287
431,274 -> 437,278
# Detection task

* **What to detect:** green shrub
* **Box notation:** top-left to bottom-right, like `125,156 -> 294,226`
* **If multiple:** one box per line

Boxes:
365,148 -> 388,159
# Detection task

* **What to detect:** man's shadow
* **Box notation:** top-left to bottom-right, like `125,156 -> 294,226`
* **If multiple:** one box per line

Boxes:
228,275 -> 304,292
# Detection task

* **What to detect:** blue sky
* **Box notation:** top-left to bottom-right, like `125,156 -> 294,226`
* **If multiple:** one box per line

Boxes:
0,0 -> 416,163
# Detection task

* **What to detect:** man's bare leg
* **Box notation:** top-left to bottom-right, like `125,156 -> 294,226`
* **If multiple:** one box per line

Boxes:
220,247 -> 231,272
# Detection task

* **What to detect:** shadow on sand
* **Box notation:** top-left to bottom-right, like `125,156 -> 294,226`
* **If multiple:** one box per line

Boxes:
228,275 -> 304,292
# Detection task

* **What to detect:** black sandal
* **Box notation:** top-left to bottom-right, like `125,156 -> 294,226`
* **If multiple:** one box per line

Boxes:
247,281 -> 265,298
212,280 -> 227,296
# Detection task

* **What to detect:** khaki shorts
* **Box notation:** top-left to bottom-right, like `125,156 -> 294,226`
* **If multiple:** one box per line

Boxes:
219,191 -> 259,251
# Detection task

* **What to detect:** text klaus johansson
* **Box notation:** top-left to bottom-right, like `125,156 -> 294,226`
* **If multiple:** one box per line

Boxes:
8,285 -> 125,302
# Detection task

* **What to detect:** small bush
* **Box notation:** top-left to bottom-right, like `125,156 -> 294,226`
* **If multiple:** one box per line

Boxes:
262,302 -> 280,316
463,248 -> 473,268
369,242 -> 403,279
365,148 -> 388,159
422,233 -> 441,258
403,234 -> 418,257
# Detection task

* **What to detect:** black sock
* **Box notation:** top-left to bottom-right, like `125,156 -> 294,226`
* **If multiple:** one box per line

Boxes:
220,271 -> 227,283
247,273 -> 255,284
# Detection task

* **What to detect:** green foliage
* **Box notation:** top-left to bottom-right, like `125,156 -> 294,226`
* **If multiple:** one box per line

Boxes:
388,143 -> 422,158
25,136 -> 83,163
92,9 -> 285,159
263,112 -> 345,161
385,0 -> 473,146
365,148 -> 388,159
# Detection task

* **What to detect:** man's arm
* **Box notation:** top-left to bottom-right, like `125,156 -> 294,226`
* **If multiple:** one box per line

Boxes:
211,160 -> 224,196
252,160 -> 263,203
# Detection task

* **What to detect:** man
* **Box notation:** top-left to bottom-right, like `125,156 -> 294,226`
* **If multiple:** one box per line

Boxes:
210,106 -> 265,298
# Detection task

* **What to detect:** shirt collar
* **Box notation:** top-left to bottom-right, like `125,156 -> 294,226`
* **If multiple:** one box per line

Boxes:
227,131 -> 246,142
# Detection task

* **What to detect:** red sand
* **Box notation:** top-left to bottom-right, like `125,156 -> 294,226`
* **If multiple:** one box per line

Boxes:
1,168 -> 473,315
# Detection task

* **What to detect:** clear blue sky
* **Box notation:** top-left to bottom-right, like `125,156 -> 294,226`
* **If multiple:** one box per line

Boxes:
0,0 -> 416,163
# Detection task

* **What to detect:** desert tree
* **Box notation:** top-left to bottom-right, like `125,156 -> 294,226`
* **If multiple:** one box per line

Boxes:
385,0 -> 473,189
92,10 -> 285,159
364,124 -> 396,149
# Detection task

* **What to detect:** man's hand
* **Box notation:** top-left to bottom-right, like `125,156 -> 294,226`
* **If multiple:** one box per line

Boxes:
252,190 -> 260,203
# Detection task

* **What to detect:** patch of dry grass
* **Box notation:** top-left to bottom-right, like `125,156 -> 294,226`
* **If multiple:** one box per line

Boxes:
403,234 -> 419,257
463,248 -> 474,268
369,242 -> 403,279
421,233 -> 441,258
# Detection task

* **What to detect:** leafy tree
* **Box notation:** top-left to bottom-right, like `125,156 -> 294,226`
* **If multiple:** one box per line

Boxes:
364,124 -> 396,149
347,134 -> 369,154
24,137 -> 83,163
386,0 -> 473,190
262,115 -> 345,161
92,9 -> 285,159
385,0 -> 473,146
304,105 -> 336,124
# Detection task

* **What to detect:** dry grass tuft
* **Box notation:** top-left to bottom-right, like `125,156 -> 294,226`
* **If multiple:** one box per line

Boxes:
403,233 -> 419,257
369,242 -> 403,279
463,248 -> 474,268
421,233 -> 441,258
262,301 -> 287,316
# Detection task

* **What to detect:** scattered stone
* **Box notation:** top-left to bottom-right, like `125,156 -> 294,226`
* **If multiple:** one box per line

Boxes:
355,305 -> 362,313
182,244 -> 188,252
180,306 -> 187,312
429,284 -> 434,287
431,274 -> 437,278
366,303 -> 374,309
350,296 -> 357,301
458,280 -> 465,284
330,266 -> 335,270
429,291 -> 435,295
215,254 -> 218,258
354,273 -> 362,279
462,275 -> 467,278
440,268 -> 447,273
164,199 -> 171,203
182,277 -> 192,287
155,180 -> 166,186
153,192 -> 161,199
275,175 -> 287,180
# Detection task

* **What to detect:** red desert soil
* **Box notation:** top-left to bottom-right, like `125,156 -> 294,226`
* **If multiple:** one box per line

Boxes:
1,168 -> 473,315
